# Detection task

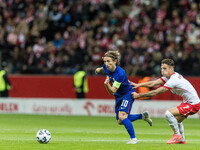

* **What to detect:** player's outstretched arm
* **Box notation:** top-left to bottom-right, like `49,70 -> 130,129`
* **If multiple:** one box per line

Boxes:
132,86 -> 168,98
129,81 -> 140,89
131,78 -> 164,89
95,67 -> 104,74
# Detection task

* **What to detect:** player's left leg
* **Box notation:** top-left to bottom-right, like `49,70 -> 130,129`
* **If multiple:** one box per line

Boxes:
142,111 -> 152,126
128,111 -> 152,126
128,114 -> 142,122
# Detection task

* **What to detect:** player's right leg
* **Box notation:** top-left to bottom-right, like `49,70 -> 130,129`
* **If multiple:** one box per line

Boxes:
165,108 -> 182,144
126,138 -> 138,144
176,123 -> 186,144
117,93 -> 140,144
118,111 -> 138,144
175,102 -> 200,144
177,119 -> 186,144
167,134 -> 182,144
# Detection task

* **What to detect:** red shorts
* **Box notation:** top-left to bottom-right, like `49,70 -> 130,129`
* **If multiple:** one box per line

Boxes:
177,102 -> 200,118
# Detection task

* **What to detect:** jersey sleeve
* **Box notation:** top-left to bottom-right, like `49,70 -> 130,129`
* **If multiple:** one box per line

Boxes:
160,77 -> 167,83
103,64 -> 109,74
113,72 -> 125,88
163,76 -> 176,90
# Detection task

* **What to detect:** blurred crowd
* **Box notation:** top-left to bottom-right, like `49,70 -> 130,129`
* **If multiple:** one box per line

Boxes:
0,0 -> 200,76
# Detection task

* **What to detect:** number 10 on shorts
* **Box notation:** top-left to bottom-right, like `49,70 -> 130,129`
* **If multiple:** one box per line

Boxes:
122,99 -> 129,107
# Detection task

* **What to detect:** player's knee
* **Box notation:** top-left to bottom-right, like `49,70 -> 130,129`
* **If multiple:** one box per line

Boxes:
118,112 -> 127,121
165,110 -> 173,119
117,117 -> 125,124
117,119 -> 123,125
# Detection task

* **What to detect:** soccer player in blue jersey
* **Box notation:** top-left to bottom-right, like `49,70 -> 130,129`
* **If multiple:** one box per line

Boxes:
95,50 -> 152,144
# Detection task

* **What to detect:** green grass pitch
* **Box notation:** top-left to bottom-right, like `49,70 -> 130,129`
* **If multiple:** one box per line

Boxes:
0,114 -> 199,150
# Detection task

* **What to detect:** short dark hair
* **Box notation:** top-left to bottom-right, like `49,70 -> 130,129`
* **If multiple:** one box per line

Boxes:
161,58 -> 175,67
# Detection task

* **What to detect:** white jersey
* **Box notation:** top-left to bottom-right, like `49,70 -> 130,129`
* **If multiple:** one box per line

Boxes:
161,72 -> 200,105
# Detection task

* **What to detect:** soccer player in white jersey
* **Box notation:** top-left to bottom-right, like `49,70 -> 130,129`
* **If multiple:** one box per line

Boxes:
131,58 -> 200,144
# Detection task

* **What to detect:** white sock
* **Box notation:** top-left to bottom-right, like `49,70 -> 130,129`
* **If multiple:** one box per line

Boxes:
178,122 -> 185,141
165,110 -> 180,135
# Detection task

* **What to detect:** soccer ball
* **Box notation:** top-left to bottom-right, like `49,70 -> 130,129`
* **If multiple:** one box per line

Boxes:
36,129 -> 51,143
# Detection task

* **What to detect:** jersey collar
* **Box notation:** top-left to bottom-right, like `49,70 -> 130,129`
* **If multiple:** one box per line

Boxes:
168,72 -> 175,79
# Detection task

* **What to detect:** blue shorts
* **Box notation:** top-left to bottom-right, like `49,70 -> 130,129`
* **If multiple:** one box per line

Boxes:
115,91 -> 134,120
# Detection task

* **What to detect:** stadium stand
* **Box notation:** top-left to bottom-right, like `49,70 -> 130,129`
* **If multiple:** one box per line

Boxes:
0,0 -> 200,76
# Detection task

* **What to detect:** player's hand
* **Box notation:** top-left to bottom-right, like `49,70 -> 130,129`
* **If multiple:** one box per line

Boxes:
104,76 -> 109,85
95,68 -> 101,74
129,80 -> 139,89
131,92 -> 140,99
130,81 -> 139,89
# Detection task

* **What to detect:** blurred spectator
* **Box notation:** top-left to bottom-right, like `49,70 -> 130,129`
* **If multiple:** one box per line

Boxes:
0,0 -> 200,77
187,24 -> 200,45
53,32 -> 64,50
0,62 -> 11,97
73,65 -> 89,99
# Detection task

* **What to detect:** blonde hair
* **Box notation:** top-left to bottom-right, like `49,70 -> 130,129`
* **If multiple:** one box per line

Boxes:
103,50 -> 121,65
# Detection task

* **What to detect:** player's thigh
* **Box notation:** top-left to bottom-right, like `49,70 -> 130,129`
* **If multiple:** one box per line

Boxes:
115,105 -> 129,121
116,93 -> 134,119
175,115 -> 185,123
119,99 -> 133,114
116,102 -> 133,120
168,107 -> 180,116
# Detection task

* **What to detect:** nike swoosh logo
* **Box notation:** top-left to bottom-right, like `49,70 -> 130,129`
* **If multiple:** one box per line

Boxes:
183,105 -> 189,109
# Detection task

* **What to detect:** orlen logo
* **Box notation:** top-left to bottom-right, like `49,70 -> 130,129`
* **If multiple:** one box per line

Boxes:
83,102 -> 95,115
0,103 -> 18,112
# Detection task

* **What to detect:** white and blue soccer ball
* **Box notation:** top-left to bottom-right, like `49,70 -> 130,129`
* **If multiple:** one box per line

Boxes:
36,129 -> 51,143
